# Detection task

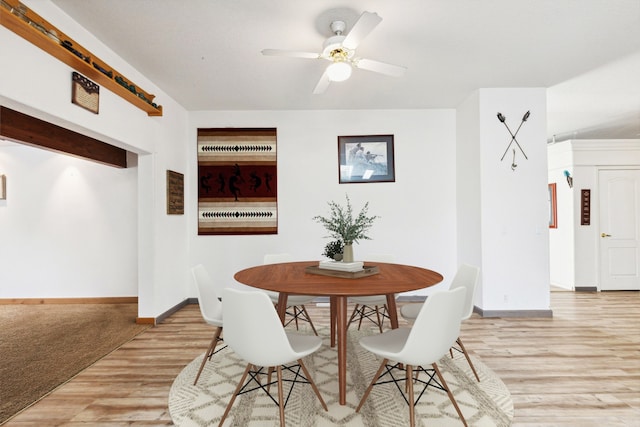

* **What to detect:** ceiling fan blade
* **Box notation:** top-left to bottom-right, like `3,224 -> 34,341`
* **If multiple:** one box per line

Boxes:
342,11 -> 382,50
261,49 -> 320,59
313,69 -> 331,94
355,58 -> 407,77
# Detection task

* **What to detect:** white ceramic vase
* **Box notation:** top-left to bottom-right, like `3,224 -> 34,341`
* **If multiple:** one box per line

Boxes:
342,243 -> 354,263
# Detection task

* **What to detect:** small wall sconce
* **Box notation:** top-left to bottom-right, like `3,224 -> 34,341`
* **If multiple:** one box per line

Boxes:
563,170 -> 573,188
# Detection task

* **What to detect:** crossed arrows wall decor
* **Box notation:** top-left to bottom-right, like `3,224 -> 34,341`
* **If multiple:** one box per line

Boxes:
497,110 -> 530,171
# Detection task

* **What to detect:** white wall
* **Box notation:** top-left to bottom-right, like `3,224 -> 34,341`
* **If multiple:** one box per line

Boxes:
456,93 -> 482,268
547,142 -> 576,289
188,109 -> 459,296
479,89 -> 550,312
458,88 -> 551,313
548,139 -> 640,290
1,0 -> 190,318
456,91 -> 484,305
1,1 -> 461,314
0,143 -> 137,297
0,0 -> 561,317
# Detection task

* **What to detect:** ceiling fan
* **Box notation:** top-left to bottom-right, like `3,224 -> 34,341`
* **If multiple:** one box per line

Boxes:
262,11 -> 407,94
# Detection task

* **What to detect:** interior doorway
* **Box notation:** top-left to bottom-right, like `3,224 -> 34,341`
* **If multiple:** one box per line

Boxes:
598,168 -> 640,290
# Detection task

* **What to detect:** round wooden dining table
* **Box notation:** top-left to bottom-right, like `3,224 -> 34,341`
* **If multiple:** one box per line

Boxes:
233,260 -> 444,405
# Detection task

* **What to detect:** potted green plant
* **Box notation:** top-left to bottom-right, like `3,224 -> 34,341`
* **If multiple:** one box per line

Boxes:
323,240 -> 345,261
313,194 -> 379,262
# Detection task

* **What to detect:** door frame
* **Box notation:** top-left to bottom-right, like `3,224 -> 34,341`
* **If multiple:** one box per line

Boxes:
597,166 -> 640,291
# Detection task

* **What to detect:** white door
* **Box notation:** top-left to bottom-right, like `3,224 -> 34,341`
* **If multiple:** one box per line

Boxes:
599,169 -> 640,290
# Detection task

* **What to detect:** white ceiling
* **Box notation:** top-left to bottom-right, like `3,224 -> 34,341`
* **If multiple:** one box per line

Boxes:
47,0 -> 640,142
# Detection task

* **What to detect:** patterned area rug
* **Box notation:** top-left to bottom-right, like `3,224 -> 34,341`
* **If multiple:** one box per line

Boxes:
169,327 -> 513,426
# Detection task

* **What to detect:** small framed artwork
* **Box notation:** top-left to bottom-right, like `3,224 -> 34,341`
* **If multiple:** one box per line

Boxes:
548,183 -> 557,228
71,72 -> 99,114
0,174 -> 5,200
581,189 -> 591,226
166,170 -> 184,215
338,134 -> 395,183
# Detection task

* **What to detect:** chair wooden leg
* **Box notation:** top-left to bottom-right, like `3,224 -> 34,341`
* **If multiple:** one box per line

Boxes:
348,304 -> 361,327
356,358 -> 389,412
432,363 -> 468,427
350,304 -> 388,332
457,337 -> 480,382
222,361 -> 323,427
298,359 -> 328,411
218,363 -> 251,427
293,306 -> 301,330
357,306 -> 366,330
407,364 -> 415,427
382,304 -> 389,321
374,306 -> 383,333
266,366 -> 274,392
194,326 -> 222,385
300,305 -> 318,335
276,366 -> 285,427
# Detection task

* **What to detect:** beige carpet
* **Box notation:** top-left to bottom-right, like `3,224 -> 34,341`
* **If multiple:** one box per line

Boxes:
169,327 -> 513,426
0,303 -> 149,425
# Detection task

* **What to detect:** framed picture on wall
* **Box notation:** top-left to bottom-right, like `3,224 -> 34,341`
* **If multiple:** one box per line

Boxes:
166,170 -> 184,215
338,134 -> 395,183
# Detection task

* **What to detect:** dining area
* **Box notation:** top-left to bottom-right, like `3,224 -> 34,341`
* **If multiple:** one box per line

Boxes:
233,259 -> 445,407
167,256 -> 510,427
164,194 -> 516,426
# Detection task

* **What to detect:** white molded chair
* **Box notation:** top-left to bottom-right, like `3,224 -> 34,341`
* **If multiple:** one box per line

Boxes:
347,254 -> 396,333
191,264 -> 225,386
219,288 -> 328,427
400,264 -> 481,381
356,287 -> 468,427
263,253 -> 318,335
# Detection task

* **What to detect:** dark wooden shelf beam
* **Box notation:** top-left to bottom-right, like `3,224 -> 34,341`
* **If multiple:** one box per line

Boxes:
0,106 -> 128,168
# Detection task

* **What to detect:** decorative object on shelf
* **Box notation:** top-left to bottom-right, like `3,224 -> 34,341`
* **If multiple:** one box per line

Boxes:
71,72 -> 99,114
92,61 -> 113,78
564,170 -> 573,188
498,111 -> 529,170
0,0 -> 162,116
313,194 -> 379,263
166,170 -> 184,215
323,240 -> 344,261
338,134 -> 395,183
197,128 -> 277,235
61,39 -> 89,62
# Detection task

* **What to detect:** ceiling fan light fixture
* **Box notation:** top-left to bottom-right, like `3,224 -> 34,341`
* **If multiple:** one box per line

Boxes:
262,11 -> 403,94
327,61 -> 352,82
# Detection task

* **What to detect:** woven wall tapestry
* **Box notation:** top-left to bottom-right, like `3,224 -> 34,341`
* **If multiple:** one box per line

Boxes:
197,128 -> 277,235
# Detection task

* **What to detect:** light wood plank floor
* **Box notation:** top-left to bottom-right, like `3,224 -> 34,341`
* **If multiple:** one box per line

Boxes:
4,290 -> 639,426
